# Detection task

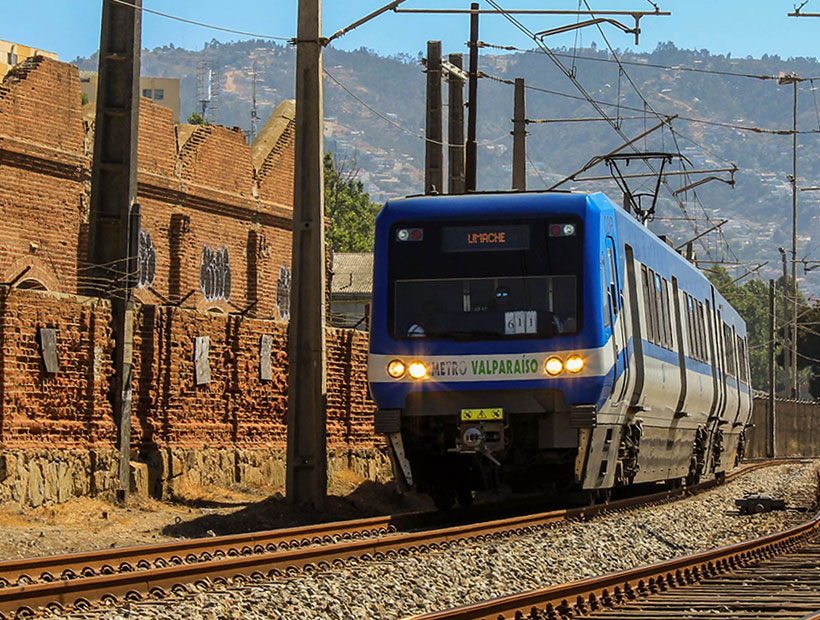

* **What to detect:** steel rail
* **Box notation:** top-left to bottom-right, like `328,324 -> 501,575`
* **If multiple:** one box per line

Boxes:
0,513 -> 402,587
0,459 -> 798,618
404,469 -> 820,620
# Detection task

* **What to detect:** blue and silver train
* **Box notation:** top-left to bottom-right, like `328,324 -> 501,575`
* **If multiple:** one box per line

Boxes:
367,191 -> 752,507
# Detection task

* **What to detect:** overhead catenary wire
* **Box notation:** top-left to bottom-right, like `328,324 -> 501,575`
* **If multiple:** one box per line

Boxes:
480,41 -> 820,82
578,0 -> 737,263
324,68 -> 508,149
110,0 -> 292,41
481,72 -> 820,135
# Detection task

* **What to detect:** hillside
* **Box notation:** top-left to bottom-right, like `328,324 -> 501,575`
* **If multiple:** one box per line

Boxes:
76,40 -> 820,295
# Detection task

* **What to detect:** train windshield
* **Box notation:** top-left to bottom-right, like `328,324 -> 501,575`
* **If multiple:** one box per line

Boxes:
389,218 -> 582,340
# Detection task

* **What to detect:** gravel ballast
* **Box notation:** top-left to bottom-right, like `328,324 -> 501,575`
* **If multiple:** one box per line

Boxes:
56,461 -> 818,620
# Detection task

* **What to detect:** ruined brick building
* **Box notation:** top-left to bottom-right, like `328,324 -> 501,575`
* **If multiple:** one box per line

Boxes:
0,56 -> 382,507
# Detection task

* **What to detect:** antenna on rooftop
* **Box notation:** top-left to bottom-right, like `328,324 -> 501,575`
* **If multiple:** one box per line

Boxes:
250,59 -> 259,144
196,61 -> 220,123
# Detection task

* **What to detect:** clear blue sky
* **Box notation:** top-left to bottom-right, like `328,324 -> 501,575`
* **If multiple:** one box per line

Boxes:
3,1 -> 820,63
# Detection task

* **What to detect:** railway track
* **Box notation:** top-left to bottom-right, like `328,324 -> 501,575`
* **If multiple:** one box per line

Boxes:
405,468 -> 820,620
0,459 -> 799,618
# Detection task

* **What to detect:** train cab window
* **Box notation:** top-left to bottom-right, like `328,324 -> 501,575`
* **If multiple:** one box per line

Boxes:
389,218 -> 583,340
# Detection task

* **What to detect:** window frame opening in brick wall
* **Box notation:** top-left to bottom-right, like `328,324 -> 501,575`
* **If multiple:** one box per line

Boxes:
142,88 -> 153,98
277,265 -> 291,320
153,89 -> 164,101
200,245 -> 232,302
17,279 -> 48,291
137,229 -> 156,289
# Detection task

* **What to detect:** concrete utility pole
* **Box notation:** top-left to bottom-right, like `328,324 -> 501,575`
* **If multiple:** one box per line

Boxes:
768,279 -> 776,457
424,41 -> 443,195
778,73 -> 801,399
512,77 -> 527,191
778,247 -> 791,396
287,0 -> 328,510
447,53 -> 465,194
87,0 -> 143,496
465,2 -> 479,192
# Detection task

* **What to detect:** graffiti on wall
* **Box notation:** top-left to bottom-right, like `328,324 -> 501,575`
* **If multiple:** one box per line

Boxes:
200,245 -> 232,301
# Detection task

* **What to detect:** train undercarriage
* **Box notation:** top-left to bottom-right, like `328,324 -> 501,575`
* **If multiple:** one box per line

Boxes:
389,409 -> 743,509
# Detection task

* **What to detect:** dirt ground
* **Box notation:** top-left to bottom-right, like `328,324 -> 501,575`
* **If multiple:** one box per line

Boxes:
0,470 -> 433,561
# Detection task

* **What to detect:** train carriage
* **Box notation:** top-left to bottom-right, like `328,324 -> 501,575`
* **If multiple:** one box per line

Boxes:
367,191 -> 752,507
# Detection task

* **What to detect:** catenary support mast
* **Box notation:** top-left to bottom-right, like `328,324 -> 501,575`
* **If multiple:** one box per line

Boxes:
87,0 -> 142,495
287,0 -> 328,510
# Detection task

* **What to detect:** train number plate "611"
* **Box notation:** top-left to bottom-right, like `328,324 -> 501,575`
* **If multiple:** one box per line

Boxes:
460,408 -> 504,421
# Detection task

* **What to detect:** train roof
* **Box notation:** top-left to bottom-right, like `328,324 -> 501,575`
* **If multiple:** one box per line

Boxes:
379,190 -> 596,220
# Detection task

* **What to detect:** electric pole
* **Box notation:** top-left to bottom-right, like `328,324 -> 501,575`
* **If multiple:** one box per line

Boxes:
87,0 -> 142,496
465,2 -> 479,192
768,279 -> 776,457
287,0 -> 328,510
447,53 -> 465,194
512,77 -> 526,191
424,40 -> 443,195
779,247 -> 791,395
778,73 -> 801,399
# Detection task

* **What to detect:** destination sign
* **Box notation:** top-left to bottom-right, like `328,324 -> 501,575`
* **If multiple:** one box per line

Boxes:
442,224 -> 530,252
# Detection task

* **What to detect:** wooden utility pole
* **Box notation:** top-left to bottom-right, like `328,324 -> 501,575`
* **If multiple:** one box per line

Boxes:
447,53 -> 465,194
768,279 -> 776,457
424,40 -> 443,195
287,0 -> 328,510
87,0 -> 142,495
512,77 -> 527,191
465,2 -> 479,192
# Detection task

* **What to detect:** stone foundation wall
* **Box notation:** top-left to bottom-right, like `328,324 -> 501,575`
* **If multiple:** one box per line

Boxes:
0,446 -> 391,507
0,449 -> 120,507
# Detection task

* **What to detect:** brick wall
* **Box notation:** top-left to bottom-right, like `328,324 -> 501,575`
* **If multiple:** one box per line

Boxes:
0,57 -> 385,506
0,288 -> 115,449
0,56 -> 294,320
0,287 -> 383,505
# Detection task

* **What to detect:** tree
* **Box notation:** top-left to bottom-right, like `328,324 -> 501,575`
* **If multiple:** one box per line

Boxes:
324,152 -> 381,253
708,268 -> 820,397
187,112 -> 209,125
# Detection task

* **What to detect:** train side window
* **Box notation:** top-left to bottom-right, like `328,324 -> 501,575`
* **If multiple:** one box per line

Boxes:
696,301 -> 706,362
661,278 -> 672,350
601,258 -> 610,328
654,273 -> 665,348
641,266 -> 654,343
686,294 -> 696,359
724,323 -> 736,377
648,269 -> 659,345
606,246 -> 618,315
736,334 -> 747,383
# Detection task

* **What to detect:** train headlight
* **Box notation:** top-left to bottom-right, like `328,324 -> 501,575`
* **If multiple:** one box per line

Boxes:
565,355 -> 584,374
387,359 -> 406,379
407,361 -> 428,380
544,357 -> 564,376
